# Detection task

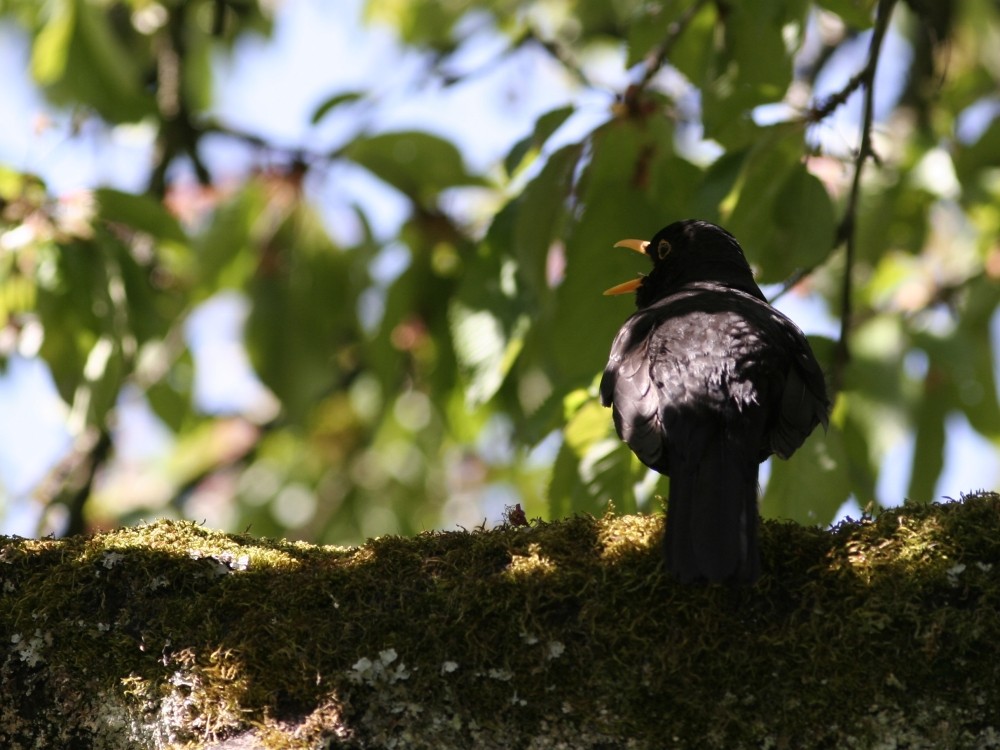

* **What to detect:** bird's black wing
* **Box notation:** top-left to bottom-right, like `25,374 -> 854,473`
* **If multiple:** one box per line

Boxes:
761,308 -> 830,459
601,286 -> 792,471
600,310 -> 669,472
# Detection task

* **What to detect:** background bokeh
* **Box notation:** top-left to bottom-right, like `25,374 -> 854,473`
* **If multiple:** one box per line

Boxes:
0,0 -> 998,542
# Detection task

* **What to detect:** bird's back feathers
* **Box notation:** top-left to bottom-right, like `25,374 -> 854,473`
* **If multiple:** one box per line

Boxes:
601,222 -> 829,584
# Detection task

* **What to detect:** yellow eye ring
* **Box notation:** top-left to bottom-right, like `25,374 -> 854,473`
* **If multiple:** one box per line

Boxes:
657,239 -> 671,259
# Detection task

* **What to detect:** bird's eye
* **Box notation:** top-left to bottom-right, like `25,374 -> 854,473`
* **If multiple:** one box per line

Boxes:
657,239 -> 672,259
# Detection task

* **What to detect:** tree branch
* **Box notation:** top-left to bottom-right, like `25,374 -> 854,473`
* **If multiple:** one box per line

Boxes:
150,2 -> 213,197
518,28 -> 596,90
3,495 -> 1000,747
832,0 -> 898,391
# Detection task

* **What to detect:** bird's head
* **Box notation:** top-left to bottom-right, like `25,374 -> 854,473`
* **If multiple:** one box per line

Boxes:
604,220 -> 764,308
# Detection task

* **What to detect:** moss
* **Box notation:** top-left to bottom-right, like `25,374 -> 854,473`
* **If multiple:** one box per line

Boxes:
2,493 -> 1000,748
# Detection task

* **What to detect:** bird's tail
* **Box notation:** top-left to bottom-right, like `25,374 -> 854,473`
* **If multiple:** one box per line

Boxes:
663,436 -> 760,584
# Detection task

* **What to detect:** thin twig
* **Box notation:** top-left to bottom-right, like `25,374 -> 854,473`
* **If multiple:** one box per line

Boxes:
766,267 -> 810,304
150,2 -> 213,196
770,2 -> 897,312
832,0 -> 898,392
806,68 -> 868,123
518,30 -> 595,90
637,0 -> 712,91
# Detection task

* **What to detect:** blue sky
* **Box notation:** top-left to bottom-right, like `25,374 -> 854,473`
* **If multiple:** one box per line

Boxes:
0,0 -> 997,534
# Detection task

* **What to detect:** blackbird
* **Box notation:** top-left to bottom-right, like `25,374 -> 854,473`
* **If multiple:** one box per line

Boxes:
600,220 -> 829,584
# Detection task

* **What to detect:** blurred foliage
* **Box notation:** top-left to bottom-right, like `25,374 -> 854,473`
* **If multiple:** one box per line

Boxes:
0,0 -> 998,541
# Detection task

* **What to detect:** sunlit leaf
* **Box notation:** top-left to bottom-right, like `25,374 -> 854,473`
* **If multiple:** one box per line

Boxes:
449,229 -> 533,408
364,0 -> 463,49
549,398 -> 636,517
75,335 -> 126,429
450,302 -> 530,407
31,0 -> 75,84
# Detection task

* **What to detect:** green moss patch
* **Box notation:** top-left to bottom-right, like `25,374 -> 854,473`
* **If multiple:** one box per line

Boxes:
3,492 -> 1000,748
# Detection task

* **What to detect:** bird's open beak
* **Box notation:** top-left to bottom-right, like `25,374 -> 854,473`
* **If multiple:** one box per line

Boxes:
603,239 -> 649,296
614,239 -> 649,255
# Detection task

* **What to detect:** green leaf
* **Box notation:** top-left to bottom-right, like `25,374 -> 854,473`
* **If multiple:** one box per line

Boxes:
764,166 -> 836,279
182,29 -> 215,114
526,119 -> 702,399
691,148 -> 748,220
244,205 -> 363,426
311,91 -> 364,125
193,185 -> 267,296
509,142 -> 583,295
914,321 -> 1000,439
624,0 -> 712,68
74,335 -> 126,428
816,0 -> 875,28
31,0 -> 75,85
344,131 -> 487,204
476,140 -> 583,392
955,118 -> 1000,186
855,182 -> 934,264
698,0 -> 804,148
906,372 -> 947,504
839,404 -> 879,505
38,0 -> 153,122
450,302 -> 530,408
146,355 -> 194,433
700,74 -> 763,149
548,398 -> 636,517
726,127 -> 801,228
762,423 -> 851,526
364,0 -> 463,50
669,1 -> 719,85
726,129 -> 834,281
95,189 -> 187,245
504,105 -> 575,178
727,2 -> 795,94
449,225 -> 535,409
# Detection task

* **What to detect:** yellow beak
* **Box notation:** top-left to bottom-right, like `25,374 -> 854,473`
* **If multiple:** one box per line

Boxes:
603,238 -> 649,295
614,239 -> 649,255
603,278 -> 643,296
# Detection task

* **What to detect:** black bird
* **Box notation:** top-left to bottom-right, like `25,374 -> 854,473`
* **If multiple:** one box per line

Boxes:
600,220 -> 829,584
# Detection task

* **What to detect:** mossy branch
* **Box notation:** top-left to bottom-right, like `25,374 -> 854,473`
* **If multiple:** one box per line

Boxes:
2,492 -> 1000,749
